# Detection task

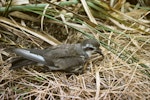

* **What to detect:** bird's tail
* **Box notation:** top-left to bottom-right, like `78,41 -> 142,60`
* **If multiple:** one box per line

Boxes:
9,57 -> 37,70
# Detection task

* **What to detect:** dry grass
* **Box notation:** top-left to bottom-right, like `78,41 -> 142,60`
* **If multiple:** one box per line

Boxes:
0,0 -> 150,100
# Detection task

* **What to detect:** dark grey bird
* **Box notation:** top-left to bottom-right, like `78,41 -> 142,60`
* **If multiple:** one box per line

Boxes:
10,39 -> 104,74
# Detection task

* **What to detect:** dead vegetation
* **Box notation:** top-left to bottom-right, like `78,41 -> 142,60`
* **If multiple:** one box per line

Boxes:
0,0 -> 150,99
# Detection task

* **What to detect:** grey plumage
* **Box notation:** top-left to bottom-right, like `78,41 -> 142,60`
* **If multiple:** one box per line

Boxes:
10,39 -> 104,74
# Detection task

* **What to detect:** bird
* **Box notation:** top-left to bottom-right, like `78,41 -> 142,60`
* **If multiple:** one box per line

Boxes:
10,39 -> 104,74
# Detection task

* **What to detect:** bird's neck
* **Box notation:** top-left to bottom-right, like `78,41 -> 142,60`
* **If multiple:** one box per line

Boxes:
85,51 -> 92,57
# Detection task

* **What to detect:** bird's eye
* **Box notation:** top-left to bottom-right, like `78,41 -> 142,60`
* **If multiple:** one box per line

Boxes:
86,47 -> 94,51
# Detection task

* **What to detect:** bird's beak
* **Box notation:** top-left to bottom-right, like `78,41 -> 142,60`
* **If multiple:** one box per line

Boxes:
96,49 -> 104,58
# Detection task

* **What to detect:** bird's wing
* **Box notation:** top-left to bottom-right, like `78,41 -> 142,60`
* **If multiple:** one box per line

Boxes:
43,44 -> 86,58
43,44 -> 88,70
46,56 -> 85,73
13,48 -> 46,64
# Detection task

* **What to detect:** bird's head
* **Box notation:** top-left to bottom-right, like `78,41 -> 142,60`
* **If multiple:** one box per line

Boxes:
81,39 -> 104,58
